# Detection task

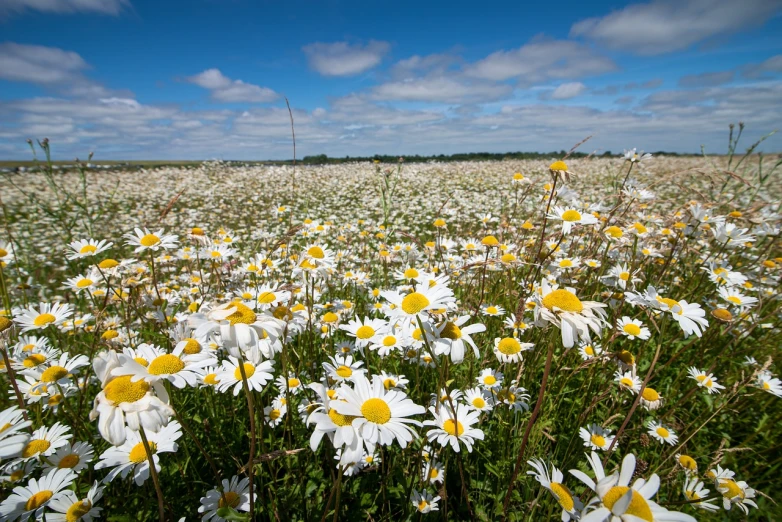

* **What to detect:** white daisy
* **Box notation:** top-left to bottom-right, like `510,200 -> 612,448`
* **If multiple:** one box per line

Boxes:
617,317 -> 651,340
433,315 -> 486,364
66,238 -> 113,260
535,280 -> 607,348
46,481 -> 104,522
646,420 -> 678,445
527,458 -> 583,521
95,422 -> 181,485
216,353 -> 275,396
0,468 -> 76,521
20,422 -> 71,461
579,424 -> 615,451
199,476 -> 252,522
124,227 -> 178,253
423,403 -> 484,453
13,302 -> 73,333
331,373 -> 425,450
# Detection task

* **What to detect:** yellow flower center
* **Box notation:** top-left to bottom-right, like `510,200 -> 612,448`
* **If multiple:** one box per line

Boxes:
129,441 -> 157,463
234,362 -> 256,380
58,454 -> 81,469
642,387 -> 660,401
268,409 -> 281,420
26,490 -> 53,511
382,336 -> 396,347
401,292 -> 431,315
140,234 -> 160,247
561,210 -> 582,222
549,160 -> 568,171
497,337 -> 521,355
322,312 -> 339,324
606,226 -> 623,238
403,268 -> 419,279
620,377 -> 634,388
656,427 -> 670,438
712,308 -> 733,321
623,323 -> 641,336
104,375 -> 150,404
41,365 -> 69,382
328,406 -> 358,427
79,245 -> 97,254
483,375 -> 497,386
102,330 -> 119,340
34,313 -> 56,327
418,500 -> 429,511
76,278 -> 93,288
619,272 -> 630,281
307,246 -> 325,259
678,455 -> 697,471
559,259 -> 573,268
486,305 -> 499,314
182,338 -> 201,354
204,373 -> 220,385
472,397 -> 486,409
633,223 -> 647,234
584,346 -> 595,356
602,487 -> 653,522
727,296 -> 742,305
443,418 -> 464,436
98,259 -> 119,269
440,321 -> 462,340
148,354 -> 185,375
591,434 -> 606,447
356,325 -> 375,339
361,398 -> 391,424
225,302 -> 257,325
23,439 -> 52,458
542,289 -> 583,313
218,491 -> 240,509
550,483 -> 575,512
65,499 -> 93,522
257,291 -> 277,304
336,365 -> 353,379
720,479 -> 745,499
481,235 -> 499,246
23,354 -> 47,367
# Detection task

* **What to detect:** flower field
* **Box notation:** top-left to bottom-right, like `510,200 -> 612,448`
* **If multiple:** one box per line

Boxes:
0,141 -> 780,521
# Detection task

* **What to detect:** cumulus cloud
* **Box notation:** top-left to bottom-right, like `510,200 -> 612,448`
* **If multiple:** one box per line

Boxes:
186,69 -> 278,103
464,39 -> 617,83
678,71 -> 734,88
0,0 -> 129,16
303,41 -> 390,76
549,82 -> 587,100
570,0 -> 782,55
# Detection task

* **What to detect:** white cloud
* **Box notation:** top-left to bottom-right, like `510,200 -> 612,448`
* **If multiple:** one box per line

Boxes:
0,43 -> 89,84
550,82 -> 587,99
743,55 -> 782,78
187,69 -> 278,103
570,0 -> 782,55
678,71 -> 734,88
1,0 -> 129,16
303,41 -> 390,76
464,39 -> 617,83
371,76 -> 512,103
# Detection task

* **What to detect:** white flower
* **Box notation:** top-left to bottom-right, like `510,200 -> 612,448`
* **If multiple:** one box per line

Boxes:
20,422 -> 71,461
569,451 -> 695,522
527,458 -> 583,520
687,367 -> 725,394
339,316 -> 388,348
199,476 -> 252,521
0,468 -> 76,521
112,343 -> 213,389
66,238 -> 113,260
13,302 -> 73,333
95,422 -> 181,485
535,280 -> 607,348
46,481 -> 104,522
411,489 -> 440,514
124,227 -> 178,253
0,406 -> 32,460
756,371 -> 782,397
646,420 -> 678,445
216,353 -> 275,396
433,315 -> 486,364
423,403 -> 484,453
617,317 -> 651,340
549,205 -> 599,234
331,374 -> 425,451
579,424 -> 615,451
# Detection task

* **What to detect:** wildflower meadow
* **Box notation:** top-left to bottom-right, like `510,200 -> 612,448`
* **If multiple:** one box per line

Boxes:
0,131 -> 780,522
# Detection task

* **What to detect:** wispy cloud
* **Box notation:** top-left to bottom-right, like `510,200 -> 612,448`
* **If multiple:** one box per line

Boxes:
186,69 -> 278,103
303,41 -> 390,77
1,0 -> 130,16
570,0 -> 782,55
371,75 -> 512,103
549,82 -> 587,100
678,70 -> 734,87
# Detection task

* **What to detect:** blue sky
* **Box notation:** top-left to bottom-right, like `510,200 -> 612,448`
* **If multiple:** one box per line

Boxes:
1,0 -> 781,160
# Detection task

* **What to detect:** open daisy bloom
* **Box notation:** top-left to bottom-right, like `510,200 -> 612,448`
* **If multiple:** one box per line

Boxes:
0,468 -> 76,521
527,458 -> 583,521
13,302 -> 73,334
535,280 -> 607,348
331,374 -> 425,451
569,452 -> 695,522
423,402 -> 484,453
549,205 -> 599,234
